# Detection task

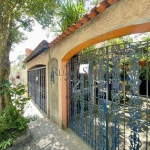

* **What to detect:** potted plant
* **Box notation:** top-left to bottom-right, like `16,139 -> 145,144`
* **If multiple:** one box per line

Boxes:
139,56 -> 146,66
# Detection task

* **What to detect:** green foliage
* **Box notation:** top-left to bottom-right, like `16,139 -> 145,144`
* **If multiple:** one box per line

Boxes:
0,81 -> 32,150
141,33 -> 150,41
81,45 -> 96,54
0,138 -> 13,150
58,0 -> 86,32
10,28 -> 28,45
0,103 -> 31,149
1,0 -> 60,29
101,36 -> 133,47
0,0 -> 61,53
140,63 -> 150,81
24,0 -> 61,29
0,81 -> 30,114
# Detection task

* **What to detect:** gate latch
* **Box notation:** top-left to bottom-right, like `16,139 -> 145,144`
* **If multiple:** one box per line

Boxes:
103,101 -> 110,112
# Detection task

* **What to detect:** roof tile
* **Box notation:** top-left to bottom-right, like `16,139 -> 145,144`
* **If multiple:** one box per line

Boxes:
80,15 -> 90,23
74,21 -> 83,28
69,25 -> 77,32
107,0 -> 118,5
96,1 -> 109,12
88,9 -> 99,19
65,30 -> 71,35
62,33 -> 67,37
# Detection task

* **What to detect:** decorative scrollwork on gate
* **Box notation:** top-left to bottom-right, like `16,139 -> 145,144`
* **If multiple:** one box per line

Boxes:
128,44 -> 142,150
111,45 -> 121,150
73,60 -> 78,133
80,75 -> 85,139
67,40 -> 149,150
97,48 -> 106,149
87,58 -> 94,147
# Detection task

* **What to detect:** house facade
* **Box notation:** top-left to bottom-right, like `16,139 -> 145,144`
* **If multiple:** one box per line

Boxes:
24,0 -> 150,149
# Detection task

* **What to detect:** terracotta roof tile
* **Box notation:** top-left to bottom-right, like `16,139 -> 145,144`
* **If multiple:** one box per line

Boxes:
62,33 -> 67,38
74,21 -> 83,28
96,1 -> 110,12
69,25 -> 77,32
65,30 -> 71,35
80,15 -> 90,24
88,7 -> 99,19
57,36 -> 63,40
107,0 -> 118,5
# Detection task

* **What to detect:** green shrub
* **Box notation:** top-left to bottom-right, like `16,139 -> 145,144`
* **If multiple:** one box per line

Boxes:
0,138 -> 13,150
0,81 -> 33,149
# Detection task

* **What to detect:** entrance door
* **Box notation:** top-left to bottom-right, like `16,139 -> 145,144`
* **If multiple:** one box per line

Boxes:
67,41 -> 150,150
28,66 -> 47,113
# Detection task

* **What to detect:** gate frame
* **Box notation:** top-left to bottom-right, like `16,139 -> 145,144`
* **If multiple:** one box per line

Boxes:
61,22 -> 150,127
28,65 -> 47,113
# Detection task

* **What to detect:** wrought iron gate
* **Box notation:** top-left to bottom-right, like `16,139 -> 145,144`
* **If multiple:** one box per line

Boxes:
67,41 -> 150,150
28,66 -> 47,113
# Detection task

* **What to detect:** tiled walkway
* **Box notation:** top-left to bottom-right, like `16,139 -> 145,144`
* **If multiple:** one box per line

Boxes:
10,100 -> 91,150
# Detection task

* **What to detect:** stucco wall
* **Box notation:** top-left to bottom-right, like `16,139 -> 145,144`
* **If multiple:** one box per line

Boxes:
26,0 -> 150,126
48,58 -> 60,125
27,50 -> 49,69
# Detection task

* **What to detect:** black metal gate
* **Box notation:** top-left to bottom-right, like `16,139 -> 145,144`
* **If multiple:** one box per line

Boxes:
67,41 -> 150,149
28,66 -> 47,113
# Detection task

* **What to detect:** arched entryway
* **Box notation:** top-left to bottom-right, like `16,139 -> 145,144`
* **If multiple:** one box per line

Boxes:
61,22 -> 150,149
63,39 -> 150,150
61,23 -> 150,128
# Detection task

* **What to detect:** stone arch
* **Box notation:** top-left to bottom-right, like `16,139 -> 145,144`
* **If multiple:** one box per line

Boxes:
62,22 -> 150,62
60,0 -> 150,127
61,23 -> 150,127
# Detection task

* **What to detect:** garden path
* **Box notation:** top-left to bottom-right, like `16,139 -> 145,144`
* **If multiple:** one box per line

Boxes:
10,100 -> 91,150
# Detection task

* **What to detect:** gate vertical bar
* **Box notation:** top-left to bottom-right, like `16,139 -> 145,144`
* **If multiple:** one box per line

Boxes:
106,46 -> 109,150
111,45 -> 121,150
73,59 -> 78,134
87,56 -> 94,148
67,61 -> 72,129
80,72 -> 85,140
128,44 -> 142,150
146,41 -> 149,150
97,47 -> 106,149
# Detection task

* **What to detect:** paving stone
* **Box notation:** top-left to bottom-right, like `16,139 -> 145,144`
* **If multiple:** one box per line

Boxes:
9,100 -> 91,150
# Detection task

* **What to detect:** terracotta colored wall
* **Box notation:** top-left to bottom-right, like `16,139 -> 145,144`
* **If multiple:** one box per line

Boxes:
26,0 -> 150,126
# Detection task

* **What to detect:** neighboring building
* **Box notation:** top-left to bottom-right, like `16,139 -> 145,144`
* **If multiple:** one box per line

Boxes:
18,53 -> 29,85
24,0 -> 150,149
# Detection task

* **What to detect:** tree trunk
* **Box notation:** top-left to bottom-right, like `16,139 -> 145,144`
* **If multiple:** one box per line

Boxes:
0,30 -> 11,114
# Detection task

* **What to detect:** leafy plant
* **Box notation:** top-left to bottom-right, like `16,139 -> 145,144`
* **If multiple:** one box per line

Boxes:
140,65 -> 150,81
140,56 -> 146,61
58,0 -> 86,32
0,81 -> 30,114
0,81 -> 32,149
0,138 -> 13,150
